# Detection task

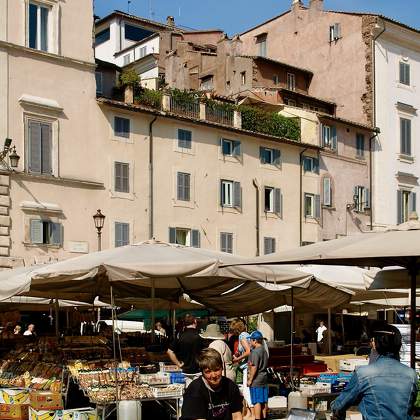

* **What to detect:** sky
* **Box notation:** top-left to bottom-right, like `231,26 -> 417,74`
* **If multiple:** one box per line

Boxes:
94,0 -> 420,34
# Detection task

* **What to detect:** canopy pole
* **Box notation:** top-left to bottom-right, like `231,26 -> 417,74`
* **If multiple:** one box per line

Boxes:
328,308 -> 332,355
410,266 -> 417,369
151,279 -> 155,344
290,287 -> 294,388
55,299 -> 59,340
110,286 -> 119,420
172,308 -> 176,339
341,313 -> 345,349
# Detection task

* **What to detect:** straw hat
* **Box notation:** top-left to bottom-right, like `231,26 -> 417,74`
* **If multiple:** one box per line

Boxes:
200,324 -> 225,340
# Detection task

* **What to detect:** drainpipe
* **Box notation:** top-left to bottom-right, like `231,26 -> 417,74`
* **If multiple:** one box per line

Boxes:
368,127 -> 380,230
149,116 -> 158,239
252,179 -> 260,256
299,148 -> 308,246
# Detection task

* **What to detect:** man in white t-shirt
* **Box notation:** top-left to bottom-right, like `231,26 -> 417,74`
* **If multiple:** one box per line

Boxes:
316,321 -> 327,343
23,324 -> 35,336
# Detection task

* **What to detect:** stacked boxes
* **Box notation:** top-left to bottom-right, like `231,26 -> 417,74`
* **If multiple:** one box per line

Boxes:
63,408 -> 98,420
29,391 -> 63,420
0,388 -> 29,420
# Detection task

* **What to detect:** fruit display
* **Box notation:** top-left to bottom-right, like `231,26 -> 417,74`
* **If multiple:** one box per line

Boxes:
86,384 -> 155,404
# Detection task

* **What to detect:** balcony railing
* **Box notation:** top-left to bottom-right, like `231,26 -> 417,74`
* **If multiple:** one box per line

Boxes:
205,104 -> 234,126
169,96 -> 200,119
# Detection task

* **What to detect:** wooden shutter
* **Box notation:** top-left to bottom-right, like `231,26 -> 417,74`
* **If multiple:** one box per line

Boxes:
233,141 -> 241,157
50,222 -> 62,245
220,232 -> 227,252
319,123 -> 324,146
220,180 -> 224,207
323,178 -> 331,206
30,219 -> 43,244
227,233 -> 233,253
264,237 -> 275,255
169,227 -> 176,244
122,163 -> 129,192
191,229 -> 200,248
409,192 -> 417,213
115,117 -> 122,136
184,173 -> 190,201
363,188 -> 371,210
314,158 -> 320,174
177,172 -> 184,201
115,163 -> 121,191
28,121 -> 42,173
274,188 -> 282,216
233,181 -> 241,209
177,172 -> 191,201
315,194 -> 321,218
331,126 -> 337,150
273,149 -> 281,168
115,222 -> 122,247
397,190 -> 403,224
259,147 -> 265,163
41,123 -> 52,174
334,23 -> 341,39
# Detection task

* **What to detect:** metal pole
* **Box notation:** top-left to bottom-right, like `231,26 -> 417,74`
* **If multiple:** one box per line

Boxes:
110,286 -> 119,420
98,232 -> 102,252
172,308 -> 176,339
410,267 -> 417,369
151,279 -> 155,343
328,308 -> 332,355
55,299 -> 60,340
290,287 -> 294,386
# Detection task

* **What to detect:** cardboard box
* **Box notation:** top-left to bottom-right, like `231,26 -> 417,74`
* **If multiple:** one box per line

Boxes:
0,404 -> 29,420
29,407 -> 63,420
339,358 -> 369,372
63,408 -> 99,420
30,391 -> 63,411
0,389 -> 29,405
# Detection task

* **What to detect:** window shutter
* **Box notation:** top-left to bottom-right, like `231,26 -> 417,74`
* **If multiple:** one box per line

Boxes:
233,181 -> 241,209
233,141 -> 241,157
123,118 -> 130,137
191,229 -> 200,248
122,163 -> 129,192
314,158 -> 320,174
323,178 -> 331,206
123,223 -> 129,245
273,149 -> 281,168
41,123 -> 52,174
184,130 -> 192,149
115,163 -> 121,191
274,188 -> 281,216
363,188 -> 371,210
259,147 -> 264,163
28,121 -> 42,173
399,62 -> 404,83
334,23 -> 341,39
331,126 -> 337,150
115,222 -> 122,247
169,227 -> 176,244
315,194 -> 321,218
319,124 -> 324,146
50,222 -> 62,245
184,173 -> 190,201
115,117 -> 122,136
30,219 -> 43,244
220,181 -> 224,207
177,172 -> 183,200
406,120 -> 411,156
397,191 -> 403,224
220,232 -> 227,252
227,233 -> 233,253
409,192 -> 417,213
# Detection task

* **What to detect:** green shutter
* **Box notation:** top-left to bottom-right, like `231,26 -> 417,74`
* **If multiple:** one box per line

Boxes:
273,149 -> 281,167
259,147 -> 265,163
331,126 -> 337,150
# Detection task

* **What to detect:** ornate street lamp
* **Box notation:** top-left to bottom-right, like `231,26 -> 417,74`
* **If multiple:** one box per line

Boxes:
93,209 -> 105,251
0,139 -> 20,170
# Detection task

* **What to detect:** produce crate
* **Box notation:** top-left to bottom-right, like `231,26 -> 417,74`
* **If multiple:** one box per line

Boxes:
0,388 -> 29,405
151,385 -> 183,398
169,373 -> 185,384
138,374 -> 170,385
0,404 -> 28,420
63,407 -> 100,420
30,391 -> 63,410
29,407 -> 63,420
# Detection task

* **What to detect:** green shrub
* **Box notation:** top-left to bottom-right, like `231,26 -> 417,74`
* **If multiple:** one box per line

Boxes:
135,89 -> 163,109
119,69 -> 139,87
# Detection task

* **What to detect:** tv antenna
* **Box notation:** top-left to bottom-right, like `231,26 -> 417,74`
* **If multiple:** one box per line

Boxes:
149,0 -> 155,19
127,1 -> 131,13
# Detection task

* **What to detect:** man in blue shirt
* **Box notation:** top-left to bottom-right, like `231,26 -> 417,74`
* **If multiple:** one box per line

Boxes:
331,325 -> 418,420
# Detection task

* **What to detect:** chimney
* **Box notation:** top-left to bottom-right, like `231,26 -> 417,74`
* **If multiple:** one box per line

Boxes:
166,16 -> 175,27
291,0 -> 303,11
309,0 -> 323,11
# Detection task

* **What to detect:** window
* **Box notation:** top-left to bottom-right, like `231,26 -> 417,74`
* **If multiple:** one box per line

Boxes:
256,35 -> 267,57
303,156 -> 319,173
177,129 -> 192,149
28,120 -> 52,175
115,222 -> 129,247
177,172 -> 191,201
321,124 -> 337,150
114,117 -> 130,138
95,72 -> 103,95
139,46 -> 147,58
200,76 -> 214,91
29,2 -> 49,51
264,187 -> 282,215
241,72 -> 246,85
220,180 -> 241,209
323,178 -> 332,207
329,23 -> 341,42
124,24 -> 154,42
304,193 -> 320,218
260,147 -> 281,167
354,186 -> 370,212
169,227 -> 200,247
400,118 -> 411,156
287,73 -> 296,91
285,98 -> 296,107
221,138 -> 241,157
397,190 -> 416,224
273,75 -> 279,85
123,54 -> 131,66
220,232 -> 233,254
114,162 -> 129,193
264,237 -> 276,255
95,28 -> 110,46
356,134 -> 365,158
30,220 -> 62,245
399,62 -> 410,86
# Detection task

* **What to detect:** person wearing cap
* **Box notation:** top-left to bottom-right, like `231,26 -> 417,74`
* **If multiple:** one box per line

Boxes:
331,325 -> 417,420
247,330 -> 269,420
200,324 -> 236,382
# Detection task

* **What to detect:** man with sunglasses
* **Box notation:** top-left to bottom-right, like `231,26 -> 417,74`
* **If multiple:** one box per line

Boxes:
331,325 -> 417,419
181,348 -> 243,420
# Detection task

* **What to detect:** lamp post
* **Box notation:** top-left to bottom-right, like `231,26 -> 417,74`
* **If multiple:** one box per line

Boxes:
93,209 -> 105,251
0,139 -> 20,170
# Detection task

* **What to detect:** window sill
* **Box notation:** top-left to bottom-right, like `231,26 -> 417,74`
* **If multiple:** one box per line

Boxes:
322,205 -> 336,210
304,217 -> 319,224
110,191 -> 135,201
219,206 -> 241,214
322,147 -> 337,154
23,242 -> 61,249
396,83 -> 415,93
355,155 -> 365,161
260,163 -> 281,171
398,154 -> 414,164
172,199 -> 195,209
14,172 -> 104,189
220,155 -> 242,164
111,136 -> 134,144
263,211 -> 281,219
